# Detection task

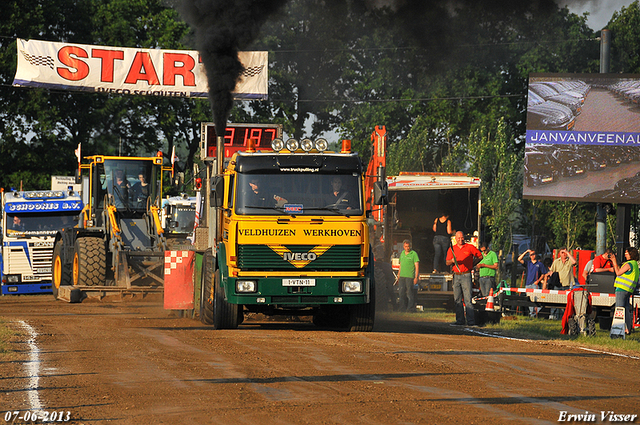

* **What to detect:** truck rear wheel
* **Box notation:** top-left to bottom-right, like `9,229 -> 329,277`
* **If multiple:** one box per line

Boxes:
52,240 -> 71,300
73,237 -> 106,286
200,252 -> 215,325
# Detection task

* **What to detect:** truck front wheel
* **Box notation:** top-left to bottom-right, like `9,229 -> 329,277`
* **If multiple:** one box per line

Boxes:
200,251 -> 239,329
52,240 -> 71,300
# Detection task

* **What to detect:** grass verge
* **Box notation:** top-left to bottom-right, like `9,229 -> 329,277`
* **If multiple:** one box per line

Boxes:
382,309 -> 640,356
0,318 -> 16,357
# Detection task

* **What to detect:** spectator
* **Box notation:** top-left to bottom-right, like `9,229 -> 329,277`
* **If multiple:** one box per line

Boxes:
549,247 -> 577,290
398,239 -> 419,312
611,247 -> 639,335
518,249 -> 548,316
432,212 -> 452,273
592,249 -> 615,273
547,247 -> 576,319
581,252 -> 596,284
477,242 -> 498,297
447,231 -> 483,326
541,257 -> 553,289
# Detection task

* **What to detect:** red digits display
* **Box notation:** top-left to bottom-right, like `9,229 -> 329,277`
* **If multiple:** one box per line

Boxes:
204,124 -> 280,159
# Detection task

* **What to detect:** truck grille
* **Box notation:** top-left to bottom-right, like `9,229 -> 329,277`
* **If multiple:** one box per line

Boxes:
31,246 -> 54,278
237,245 -> 361,271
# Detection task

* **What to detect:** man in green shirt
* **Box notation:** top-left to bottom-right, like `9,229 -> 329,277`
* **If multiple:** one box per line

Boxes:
477,242 -> 498,297
398,239 -> 420,312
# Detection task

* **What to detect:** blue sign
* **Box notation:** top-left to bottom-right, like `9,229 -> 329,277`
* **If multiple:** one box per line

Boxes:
526,130 -> 640,146
6,201 -> 83,213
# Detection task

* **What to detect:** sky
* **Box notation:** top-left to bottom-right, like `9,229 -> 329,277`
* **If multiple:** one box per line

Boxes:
562,0 -> 635,31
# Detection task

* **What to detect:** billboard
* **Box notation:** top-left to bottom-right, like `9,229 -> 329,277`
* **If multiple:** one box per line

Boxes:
524,73 -> 640,203
13,38 -> 268,100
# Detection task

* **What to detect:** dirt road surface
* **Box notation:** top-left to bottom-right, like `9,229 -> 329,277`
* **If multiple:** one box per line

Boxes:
1,296 -> 639,424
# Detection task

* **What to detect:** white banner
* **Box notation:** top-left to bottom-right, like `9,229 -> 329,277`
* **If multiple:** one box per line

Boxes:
12,38 -> 268,100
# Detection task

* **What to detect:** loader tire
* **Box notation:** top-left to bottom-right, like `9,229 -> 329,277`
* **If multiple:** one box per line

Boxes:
52,240 -> 71,300
200,252 -> 215,325
73,237 -> 106,286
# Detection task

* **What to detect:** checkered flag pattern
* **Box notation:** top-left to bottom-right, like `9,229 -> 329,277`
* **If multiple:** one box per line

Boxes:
241,65 -> 264,78
20,50 -> 55,70
165,251 -> 191,275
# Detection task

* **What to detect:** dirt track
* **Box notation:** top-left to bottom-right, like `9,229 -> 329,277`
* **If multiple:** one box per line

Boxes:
1,296 -> 639,425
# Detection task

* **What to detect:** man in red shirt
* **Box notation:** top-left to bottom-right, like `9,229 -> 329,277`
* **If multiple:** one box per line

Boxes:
446,231 -> 483,326
592,249 -> 615,273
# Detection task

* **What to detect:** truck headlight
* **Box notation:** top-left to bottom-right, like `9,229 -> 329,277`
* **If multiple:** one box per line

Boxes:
236,280 -> 257,293
341,280 -> 362,293
7,275 -> 19,283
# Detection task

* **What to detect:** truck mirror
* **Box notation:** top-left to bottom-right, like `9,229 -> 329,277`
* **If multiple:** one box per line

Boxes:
211,176 -> 225,208
74,168 -> 81,185
373,181 -> 388,205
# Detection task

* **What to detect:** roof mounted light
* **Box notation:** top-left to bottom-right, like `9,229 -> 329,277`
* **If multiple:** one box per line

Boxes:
285,138 -> 299,152
271,138 -> 285,152
341,139 -> 352,154
315,138 -> 328,152
300,138 -> 314,152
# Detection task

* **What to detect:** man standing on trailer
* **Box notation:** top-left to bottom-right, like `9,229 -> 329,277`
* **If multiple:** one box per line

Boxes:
447,231 -> 483,326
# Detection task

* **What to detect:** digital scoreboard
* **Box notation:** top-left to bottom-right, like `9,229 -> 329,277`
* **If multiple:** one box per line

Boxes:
200,123 -> 283,160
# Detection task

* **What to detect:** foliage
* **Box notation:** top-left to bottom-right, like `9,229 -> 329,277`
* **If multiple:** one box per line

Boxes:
467,119 -> 523,254
608,0 -> 640,73
0,0 -> 207,192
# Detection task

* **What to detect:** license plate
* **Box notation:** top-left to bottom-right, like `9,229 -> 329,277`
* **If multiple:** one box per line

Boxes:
282,278 -> 316,287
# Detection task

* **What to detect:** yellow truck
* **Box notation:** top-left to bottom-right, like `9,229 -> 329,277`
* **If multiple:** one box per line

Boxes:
195,123 -> 386,330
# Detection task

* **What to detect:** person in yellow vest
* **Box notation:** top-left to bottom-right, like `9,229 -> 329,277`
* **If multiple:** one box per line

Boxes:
611,247 -> 639,335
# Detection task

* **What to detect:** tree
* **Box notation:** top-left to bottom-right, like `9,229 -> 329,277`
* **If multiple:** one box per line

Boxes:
0,0 -> 207,191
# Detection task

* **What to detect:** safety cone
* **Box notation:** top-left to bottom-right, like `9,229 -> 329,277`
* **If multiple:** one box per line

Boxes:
485,288 -> 495,311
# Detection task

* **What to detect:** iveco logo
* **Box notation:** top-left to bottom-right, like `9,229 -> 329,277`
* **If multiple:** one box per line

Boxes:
268,244 -> 331,268
283,252 -> 317,261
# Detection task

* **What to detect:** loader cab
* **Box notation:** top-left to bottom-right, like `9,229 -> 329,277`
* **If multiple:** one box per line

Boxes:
85,156 -> 163,225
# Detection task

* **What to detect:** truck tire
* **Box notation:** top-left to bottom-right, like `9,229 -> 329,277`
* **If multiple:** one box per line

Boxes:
52,240 -> 71,300
200,252 -> 215,325
212,268 -> 239,329
347,251 -> 376,332
73,237 -> 106,286
347,285 -> 375,332
200,251 -> 239,329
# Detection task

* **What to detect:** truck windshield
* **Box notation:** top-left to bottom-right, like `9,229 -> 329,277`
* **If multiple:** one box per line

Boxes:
235,173 -> 363,216
6,212 -> 77,237
166,206 -> 196,234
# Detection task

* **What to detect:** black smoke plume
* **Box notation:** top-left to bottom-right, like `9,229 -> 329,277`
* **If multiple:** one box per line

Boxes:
179,0 -> 287,134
